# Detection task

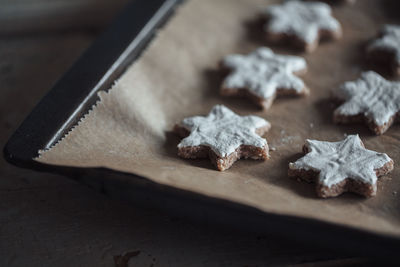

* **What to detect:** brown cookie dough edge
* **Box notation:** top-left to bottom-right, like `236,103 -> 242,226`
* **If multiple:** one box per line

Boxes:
264,28 -> 342,53
174,124 -> 270,171
220,87 -> 309,110
333,105 -> 397,135
288,143 -> 394,198
219,62 -> 309,110
305,0 -> 356,5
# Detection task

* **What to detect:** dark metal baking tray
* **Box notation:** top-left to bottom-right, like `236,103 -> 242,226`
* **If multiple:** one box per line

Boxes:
4,0 -> 400,261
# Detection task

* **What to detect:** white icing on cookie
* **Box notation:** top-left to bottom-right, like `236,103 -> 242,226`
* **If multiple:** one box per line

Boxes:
312,0 -> 357,4
264,0 -> 341,44
333,71 -> 400,126
178,105 -> 270,157
222,47 -> 307,99
368,24 -> 400,64
289,135 -> 392,187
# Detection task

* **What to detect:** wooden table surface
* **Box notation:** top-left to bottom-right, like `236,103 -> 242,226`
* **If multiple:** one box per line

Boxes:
0,1 -> 373,266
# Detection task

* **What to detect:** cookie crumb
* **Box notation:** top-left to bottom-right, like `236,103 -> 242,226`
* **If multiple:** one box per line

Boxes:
244,179 -> 254,184
281,135 -> 301,145
270,147 -> 276,151
309,123 -> 314,128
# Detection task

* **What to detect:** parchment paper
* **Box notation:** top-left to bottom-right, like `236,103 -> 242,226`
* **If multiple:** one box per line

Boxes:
37,0 -> 400,237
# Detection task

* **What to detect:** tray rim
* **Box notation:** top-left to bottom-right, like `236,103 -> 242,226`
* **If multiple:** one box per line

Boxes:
6,158 -> 400,261
4,0 -> 400,260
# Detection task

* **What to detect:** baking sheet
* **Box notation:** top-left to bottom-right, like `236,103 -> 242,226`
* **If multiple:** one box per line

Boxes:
37,0 -> 400,237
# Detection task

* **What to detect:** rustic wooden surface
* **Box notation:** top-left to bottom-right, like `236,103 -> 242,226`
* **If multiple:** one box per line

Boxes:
0,1 -> 373,266
0,0 -> 130,35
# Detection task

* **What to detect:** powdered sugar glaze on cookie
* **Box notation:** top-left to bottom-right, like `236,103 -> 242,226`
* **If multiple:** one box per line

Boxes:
334,71 -> 400,127
178,105 -> 270,157
289,135 -> 393,187
264,0 -> 341,44
222,47 -> 307,99
368,24 -> 400,64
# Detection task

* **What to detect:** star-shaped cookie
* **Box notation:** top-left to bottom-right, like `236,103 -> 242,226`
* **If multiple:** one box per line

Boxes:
288,135 -> 394,198
263,0 -> 342,52
367,25 -> 400,76
174,105 -> 271,171
220,47 -> 309,110
333,71 -> 400,135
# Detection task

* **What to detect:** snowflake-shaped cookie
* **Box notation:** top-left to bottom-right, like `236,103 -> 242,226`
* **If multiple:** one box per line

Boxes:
289,135 -> 394,198
174,105 -> 271,171
263,0 -> 342,52
367,25 -> 400,76
333,71 -> 400,135
220,47 -> 308,110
